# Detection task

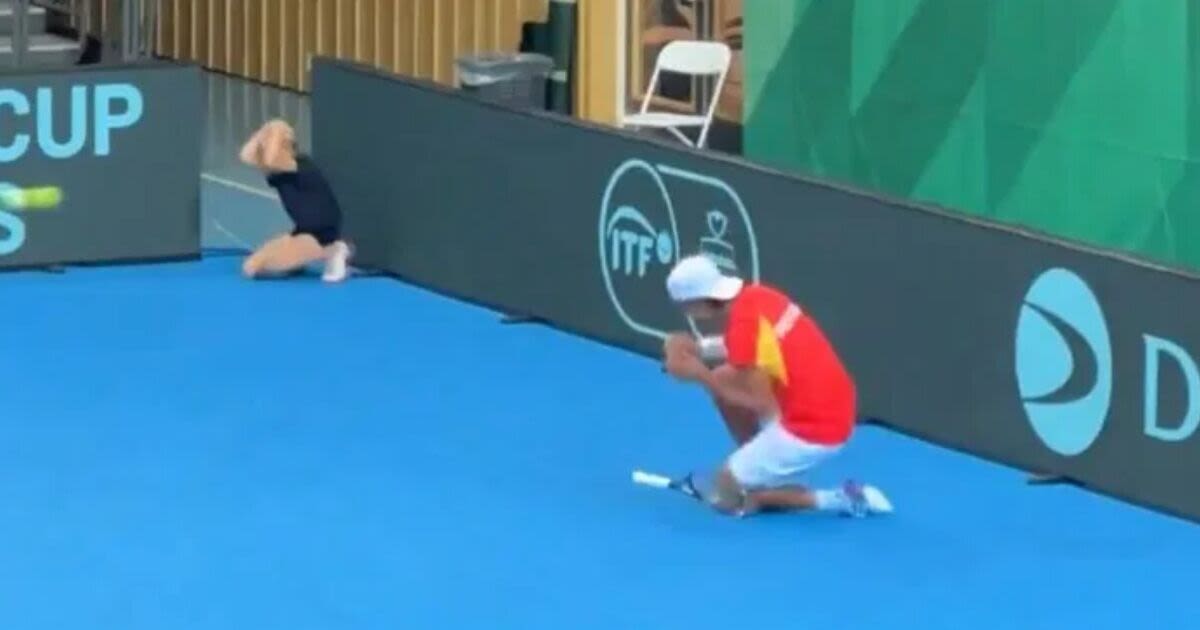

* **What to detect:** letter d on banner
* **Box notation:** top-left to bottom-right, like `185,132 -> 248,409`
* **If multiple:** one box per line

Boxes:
1143,334 -> 1200,441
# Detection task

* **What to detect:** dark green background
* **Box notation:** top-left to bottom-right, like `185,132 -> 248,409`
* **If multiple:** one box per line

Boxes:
745,1 -> 1200,271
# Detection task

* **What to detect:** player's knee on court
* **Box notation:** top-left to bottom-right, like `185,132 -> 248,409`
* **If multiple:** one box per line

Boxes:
242,255 -> 261,279
710,467 -> 752,517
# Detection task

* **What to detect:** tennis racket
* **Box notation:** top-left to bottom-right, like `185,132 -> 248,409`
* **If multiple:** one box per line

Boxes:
631,469 -> 707,502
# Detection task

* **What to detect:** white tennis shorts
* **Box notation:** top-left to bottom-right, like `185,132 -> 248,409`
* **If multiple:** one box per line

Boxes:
727,419 -> 842,489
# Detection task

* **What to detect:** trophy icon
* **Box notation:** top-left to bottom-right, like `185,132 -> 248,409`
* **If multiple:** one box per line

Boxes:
700,209 -> 738,273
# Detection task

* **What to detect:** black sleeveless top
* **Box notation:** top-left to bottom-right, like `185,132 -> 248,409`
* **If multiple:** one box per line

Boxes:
265,154 -> 342,231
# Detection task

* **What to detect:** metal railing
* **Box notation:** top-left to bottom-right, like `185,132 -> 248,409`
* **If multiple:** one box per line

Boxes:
124,0 -> 158,61
9,0 -> 158,68
11,0 -> 30,67
34,1 -> 94,43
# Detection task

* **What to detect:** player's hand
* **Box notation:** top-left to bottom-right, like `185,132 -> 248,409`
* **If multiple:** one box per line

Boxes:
663,333 -> 701,378
238,134 -> 264,167
665,350 -> 708,382
663,333 -> 699,360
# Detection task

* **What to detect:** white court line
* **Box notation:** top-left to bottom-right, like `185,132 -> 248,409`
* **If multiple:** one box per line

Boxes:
210,219 -> 254,251
200,172 -> 278,200
201,172 -> 275,251
200,169 -> 375,277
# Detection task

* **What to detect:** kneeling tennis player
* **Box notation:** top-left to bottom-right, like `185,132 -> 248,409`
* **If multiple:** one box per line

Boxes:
662,255 -> 892,518
238,119 -> 353,283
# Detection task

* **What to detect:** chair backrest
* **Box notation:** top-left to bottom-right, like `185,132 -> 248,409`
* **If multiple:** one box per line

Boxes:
655,40 -> 731,76
634,40 -> 732,148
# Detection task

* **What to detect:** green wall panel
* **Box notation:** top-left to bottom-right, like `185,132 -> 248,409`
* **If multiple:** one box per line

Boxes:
745,0 -> 1200,270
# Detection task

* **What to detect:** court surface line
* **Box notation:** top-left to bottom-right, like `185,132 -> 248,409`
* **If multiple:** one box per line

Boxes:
201,172 -> 277,200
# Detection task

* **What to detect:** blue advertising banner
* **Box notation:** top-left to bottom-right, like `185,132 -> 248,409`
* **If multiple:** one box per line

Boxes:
0,61 -> 202,269
313,58 -> 1200,522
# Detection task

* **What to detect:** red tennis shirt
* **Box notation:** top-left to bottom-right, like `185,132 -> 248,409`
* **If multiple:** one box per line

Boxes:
723,283 -> 856,445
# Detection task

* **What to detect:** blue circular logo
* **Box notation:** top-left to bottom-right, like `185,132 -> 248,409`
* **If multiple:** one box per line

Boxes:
1015,268 -> 1113,456
656,231 -> 673,264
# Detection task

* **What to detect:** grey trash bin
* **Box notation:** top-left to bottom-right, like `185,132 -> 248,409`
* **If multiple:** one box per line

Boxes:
456,53 -> 553,110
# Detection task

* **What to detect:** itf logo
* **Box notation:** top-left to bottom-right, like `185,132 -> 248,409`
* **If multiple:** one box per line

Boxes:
598,159 -> 758,339
1015,268 -> 1113,456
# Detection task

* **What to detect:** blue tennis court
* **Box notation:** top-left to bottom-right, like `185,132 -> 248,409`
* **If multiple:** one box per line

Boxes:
1,209 -> 1195,629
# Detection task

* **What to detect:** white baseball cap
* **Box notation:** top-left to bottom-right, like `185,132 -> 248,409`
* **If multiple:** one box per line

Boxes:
666,255 -> 745,303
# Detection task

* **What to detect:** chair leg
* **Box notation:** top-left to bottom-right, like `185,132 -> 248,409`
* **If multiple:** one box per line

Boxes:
667,126 -> 695,146
696,121 -> 714,149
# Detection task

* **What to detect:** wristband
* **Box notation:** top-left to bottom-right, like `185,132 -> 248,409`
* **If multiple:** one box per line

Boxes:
698,336 -> 727,362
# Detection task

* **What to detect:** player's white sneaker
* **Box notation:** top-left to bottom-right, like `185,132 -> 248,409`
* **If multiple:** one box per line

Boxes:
841,481 -> 894,517
322,241 -> 352,283
860,484 -> 894,514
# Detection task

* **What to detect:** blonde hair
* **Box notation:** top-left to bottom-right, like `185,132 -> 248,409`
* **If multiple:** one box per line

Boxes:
264,120 -> 294,145
259,119 -> 296,163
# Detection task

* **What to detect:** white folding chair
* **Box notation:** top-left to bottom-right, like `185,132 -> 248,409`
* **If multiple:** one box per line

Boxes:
622,40 -> 732,149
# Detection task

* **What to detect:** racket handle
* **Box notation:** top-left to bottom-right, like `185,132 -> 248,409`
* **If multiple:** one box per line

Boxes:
632,470 -> 672,488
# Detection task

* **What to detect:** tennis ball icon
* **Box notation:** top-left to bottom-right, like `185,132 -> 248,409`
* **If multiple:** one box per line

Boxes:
0,186 -> 63,210
24,187 -> 62,208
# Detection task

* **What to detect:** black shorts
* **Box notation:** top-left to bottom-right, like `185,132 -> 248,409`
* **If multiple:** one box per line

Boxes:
292,225 -> 341,246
